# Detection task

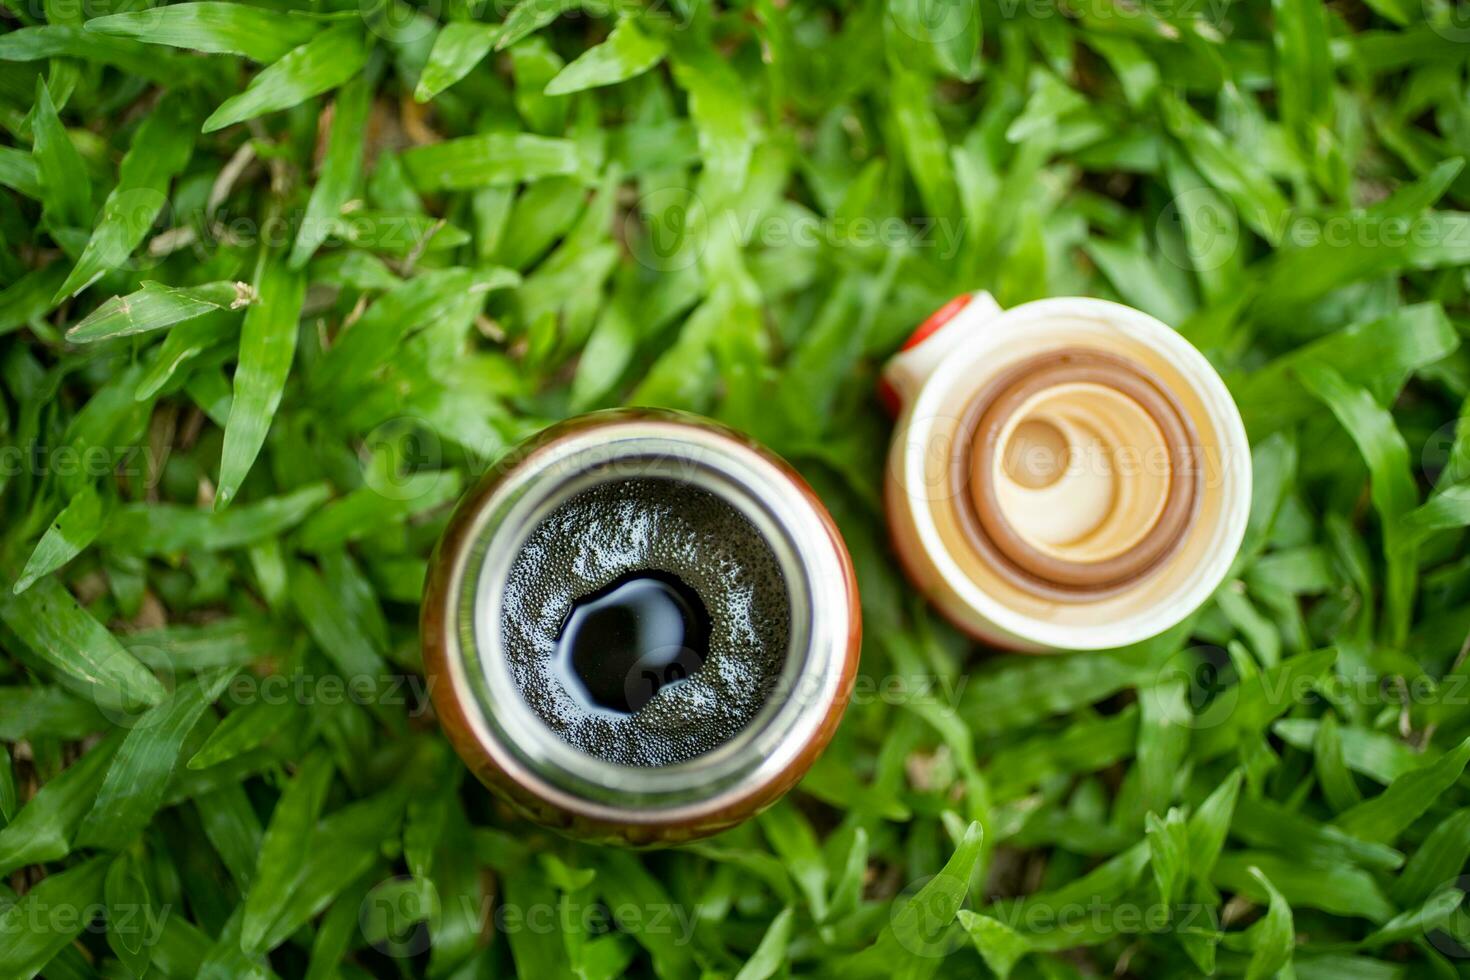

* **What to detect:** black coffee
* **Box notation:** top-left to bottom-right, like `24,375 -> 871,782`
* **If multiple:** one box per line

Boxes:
501,477 -> 791,766
559,571 -> 710,714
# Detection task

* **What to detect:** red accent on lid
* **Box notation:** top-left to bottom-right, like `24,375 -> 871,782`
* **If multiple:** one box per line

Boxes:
901,294 -> 972,352
876,377 -> 901,417
878,294 -> 975,416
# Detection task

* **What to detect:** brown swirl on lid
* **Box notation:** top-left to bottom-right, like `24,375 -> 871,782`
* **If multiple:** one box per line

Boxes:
950,348 -> 1202,601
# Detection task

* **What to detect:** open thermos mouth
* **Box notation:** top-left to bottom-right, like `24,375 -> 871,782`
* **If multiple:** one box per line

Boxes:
956,348 -> 1202,599
421,409 -> 860,845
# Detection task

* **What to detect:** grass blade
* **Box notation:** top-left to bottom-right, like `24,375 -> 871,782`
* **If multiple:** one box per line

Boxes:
850,822 -> 984,969
0,265 -> 68,336
1187,768 -> 1243,883
1244,867 -> 1295,980
0,734 -> 122,875
1146,808 -> 1190,908
105,851 -> 155,976
1392,809 -> 1470,906
55,92 -> 199,301
101,482 -> 329,555
758,803 -> 829,920
194,783 -> 264,891
202,25 -> 367,134
288,562 -> 387,679
1159,90 -> 1290,244
414,21 -> 499,102
0,686 -> 105,742
733,906 -> 794,980
216,253 -> 307,508
255,786 -> 408,952
1314,713 -> 1365,813
889,0 -> 981,82
84,2 -> 320,61
0,750 -> 12,827
134,309 -> 238,400
1334,737 -> 1470,844
597,850 -> 696,978
0,25 -> 204,81
496,0 -> 582,51
67,280 -> 253,344
241,749 -> 334,953
0,856 -> 109,979
400,132 -> 584,190
31,77 -> 91,231
544,17 -> 667,96
1233,304 -> 1458,437
13,483 -> 106,593
0,145 -> 42,199
888,62 -> 958,222
1273,0 -> 1341,195
1298,362 -> 1419,646
74,668 -> 237,851
959,911 -> 1031,978
308,266 -> 517,397
188,698 -> 297,770
0,576 -> 165,709
290,74 -> 373,269
671,49 -> 755,201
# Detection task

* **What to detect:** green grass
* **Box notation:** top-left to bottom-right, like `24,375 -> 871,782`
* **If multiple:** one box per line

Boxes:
0,0 -> 1469,976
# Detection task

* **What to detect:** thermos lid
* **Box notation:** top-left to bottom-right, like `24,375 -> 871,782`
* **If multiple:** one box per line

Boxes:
881,292 -> 1251,652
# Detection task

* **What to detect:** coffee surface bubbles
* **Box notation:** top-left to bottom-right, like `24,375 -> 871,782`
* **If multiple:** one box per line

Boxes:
501,477 -> 792,766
